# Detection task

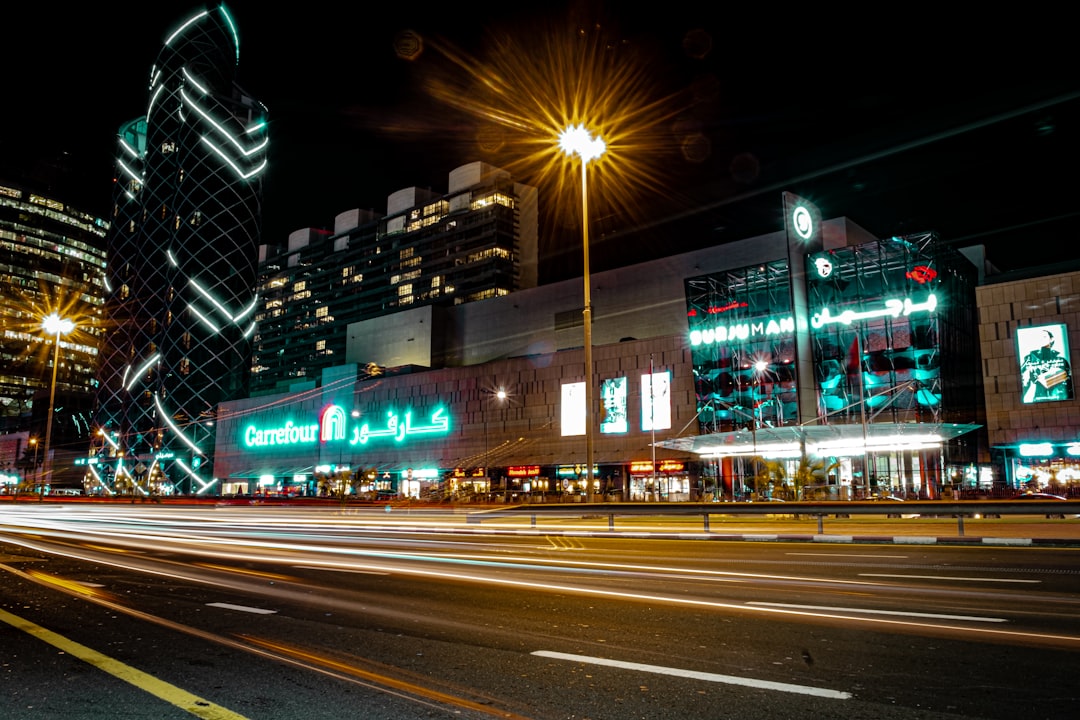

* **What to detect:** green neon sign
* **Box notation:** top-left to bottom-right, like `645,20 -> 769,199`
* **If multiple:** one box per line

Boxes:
243,404 -> 450,449
689,293 -> 938,347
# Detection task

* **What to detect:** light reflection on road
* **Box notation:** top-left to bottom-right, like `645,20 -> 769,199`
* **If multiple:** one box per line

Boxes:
3,504 -> 1080,648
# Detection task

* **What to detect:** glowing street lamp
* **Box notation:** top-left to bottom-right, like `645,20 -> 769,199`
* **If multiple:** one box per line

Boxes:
41,312 -> 75,499
559,124 -> 606,499
28,436 -> 39,493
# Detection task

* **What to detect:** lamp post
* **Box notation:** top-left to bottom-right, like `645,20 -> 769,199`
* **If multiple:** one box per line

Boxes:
28,436 -> 39,494
495,387 -> 507,500
559,124 -> 606,500
41,312 -> 75,500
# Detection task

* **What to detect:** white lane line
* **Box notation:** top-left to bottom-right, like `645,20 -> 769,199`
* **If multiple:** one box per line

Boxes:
748,601 -> 1007,623
532,650 -> 851,700
858,573 -> 1040,583
206,602 -> 277,615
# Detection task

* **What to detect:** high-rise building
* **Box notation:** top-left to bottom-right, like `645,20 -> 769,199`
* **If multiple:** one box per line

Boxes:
251,161 -> 538,395
0,182 -> 107,450
91,4 -> 267,495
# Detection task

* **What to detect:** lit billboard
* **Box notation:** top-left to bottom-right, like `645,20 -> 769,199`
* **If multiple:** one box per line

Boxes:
1017,323 -> 1073,404
641,371 -> 671,431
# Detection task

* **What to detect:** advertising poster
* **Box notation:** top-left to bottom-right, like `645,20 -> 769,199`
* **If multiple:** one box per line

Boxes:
1018,324 -> 1073,404
561,382 -> 586,436
600,377 -> 628,434
641,371 -> 671,431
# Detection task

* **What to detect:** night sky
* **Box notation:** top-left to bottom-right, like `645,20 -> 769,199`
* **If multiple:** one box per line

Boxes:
5,2 -> 1079,279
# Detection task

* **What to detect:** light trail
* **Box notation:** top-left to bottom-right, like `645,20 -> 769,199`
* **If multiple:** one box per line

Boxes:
5,505 -> 1080,647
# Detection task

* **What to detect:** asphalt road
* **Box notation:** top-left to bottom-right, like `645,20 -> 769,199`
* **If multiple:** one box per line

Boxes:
3,505 -> 1080,719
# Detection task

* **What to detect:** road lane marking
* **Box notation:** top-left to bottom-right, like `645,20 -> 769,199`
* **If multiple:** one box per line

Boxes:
0,607 -> 250,720
532,650 -> 851,699
858,573 -> 1040,583
206,602 -> 277,614
748,601 -> 1007,623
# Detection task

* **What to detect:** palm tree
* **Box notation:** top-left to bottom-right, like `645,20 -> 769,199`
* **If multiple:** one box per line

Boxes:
747,454 -> 841,500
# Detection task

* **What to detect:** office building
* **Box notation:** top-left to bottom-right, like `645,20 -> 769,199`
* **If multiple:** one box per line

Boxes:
0,182 -> 107,489
251,161 -> 538,395
90,4 -> 267,494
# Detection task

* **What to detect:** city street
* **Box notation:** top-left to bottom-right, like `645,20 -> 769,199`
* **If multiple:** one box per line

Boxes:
3,504 -> 1079,719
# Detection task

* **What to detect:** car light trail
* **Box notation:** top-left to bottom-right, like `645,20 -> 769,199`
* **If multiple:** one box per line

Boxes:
5,505 -> 1080,648
747,601 -> 1007,623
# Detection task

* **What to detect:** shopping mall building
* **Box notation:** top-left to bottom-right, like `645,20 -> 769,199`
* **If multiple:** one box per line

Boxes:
209,194 -> 1038,501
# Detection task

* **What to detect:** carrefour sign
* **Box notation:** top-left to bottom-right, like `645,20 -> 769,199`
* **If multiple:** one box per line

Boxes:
243,404 -> 450,449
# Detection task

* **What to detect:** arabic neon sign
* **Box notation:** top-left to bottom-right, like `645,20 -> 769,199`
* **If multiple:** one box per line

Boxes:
810,293 -> 937,328
243,404 -> 450,448
689,293 -> 938,347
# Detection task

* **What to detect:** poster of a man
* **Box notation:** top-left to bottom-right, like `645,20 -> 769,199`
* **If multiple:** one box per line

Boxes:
1018,324 -> 1073,403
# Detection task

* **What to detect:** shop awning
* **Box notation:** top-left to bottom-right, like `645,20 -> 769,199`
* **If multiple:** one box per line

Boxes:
652,422 -> 981,458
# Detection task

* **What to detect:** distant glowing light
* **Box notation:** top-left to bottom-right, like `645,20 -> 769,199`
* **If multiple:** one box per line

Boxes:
181,67 -> 210,96
154,394 -> 205,457
165,10 -> 209,47
146,84 -> 165,121
119,138 -> 140,159
180,90 -> 268,157
201,138 -> 268,180
1019,443 -> 1054,457
188,304 -> 221,333
126,353 -> 161,391
42,313 -> 75,336
216,5 -> 240,64
117,159 -> 143,184
792,205 -> 814,240
559,124 -> 606,162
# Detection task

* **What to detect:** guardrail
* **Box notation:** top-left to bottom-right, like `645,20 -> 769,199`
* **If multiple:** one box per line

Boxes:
465,500 -> 1080,536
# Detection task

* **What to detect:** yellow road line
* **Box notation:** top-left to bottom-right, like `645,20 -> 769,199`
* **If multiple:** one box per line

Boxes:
0,607 -> 249,720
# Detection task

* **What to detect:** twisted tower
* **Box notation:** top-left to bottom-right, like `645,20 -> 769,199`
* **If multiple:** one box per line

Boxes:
93,4 -> 267,494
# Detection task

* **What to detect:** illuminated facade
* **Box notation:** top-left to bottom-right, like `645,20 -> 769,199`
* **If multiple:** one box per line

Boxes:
250,162 -> 538,395
90,4 -> 267,495
676,227 -> 985,498
0,182 -> 107,469
213,212 -> 986,501
977,268 -> 1080,491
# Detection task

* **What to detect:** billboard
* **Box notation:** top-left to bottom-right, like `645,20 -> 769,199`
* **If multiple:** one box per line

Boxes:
600,377 -> 628,434
561,382 -> 586,436
641,371 -> 671,431
1018,323 -> 1073,404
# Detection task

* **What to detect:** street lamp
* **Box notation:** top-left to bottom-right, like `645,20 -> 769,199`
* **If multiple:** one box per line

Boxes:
41,312 -> 75,500
559,123 -> 606,499
28,436 -> 39,494
495,387 -> 507,499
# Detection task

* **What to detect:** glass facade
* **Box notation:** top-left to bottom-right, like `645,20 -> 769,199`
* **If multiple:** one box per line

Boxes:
0,183 -> 107,437
91,5 -> 266,495
685,232 -> 984,497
